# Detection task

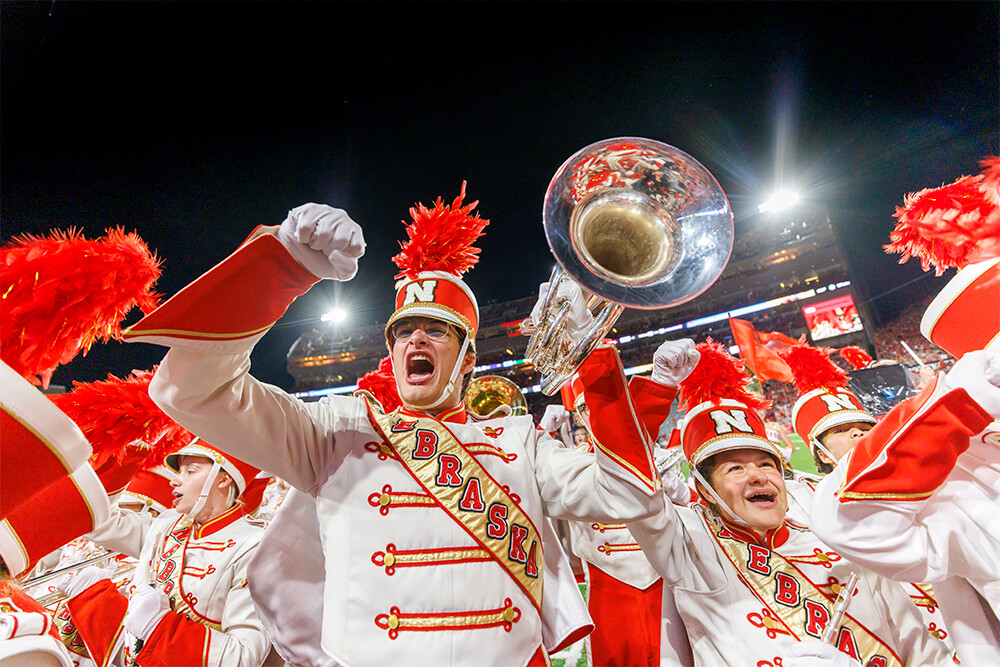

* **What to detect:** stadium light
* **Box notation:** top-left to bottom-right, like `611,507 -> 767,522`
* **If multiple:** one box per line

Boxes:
321,308 -> 347,325
757,190 -> 800,213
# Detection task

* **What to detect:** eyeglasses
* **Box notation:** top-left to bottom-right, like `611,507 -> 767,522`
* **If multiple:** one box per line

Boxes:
390,318 -> 453,342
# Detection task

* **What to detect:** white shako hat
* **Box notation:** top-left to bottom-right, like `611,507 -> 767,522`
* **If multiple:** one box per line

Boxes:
384,182 -> 488,350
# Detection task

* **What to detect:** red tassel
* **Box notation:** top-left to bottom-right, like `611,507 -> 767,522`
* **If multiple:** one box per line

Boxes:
357,356 -> 402,412
837,346 -> 873,370
50,368 -> 192,471
885,158 -> 1000,274
678,339 -> 771,411
1,228 -> 162,387
779,345 -> 847,394
392,182 -> 489,280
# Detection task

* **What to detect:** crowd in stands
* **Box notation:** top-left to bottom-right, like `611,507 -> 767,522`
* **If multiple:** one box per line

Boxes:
290,290 -> 947,436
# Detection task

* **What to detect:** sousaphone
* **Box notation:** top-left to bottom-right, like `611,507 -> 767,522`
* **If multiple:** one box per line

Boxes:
522,137 -> 734,394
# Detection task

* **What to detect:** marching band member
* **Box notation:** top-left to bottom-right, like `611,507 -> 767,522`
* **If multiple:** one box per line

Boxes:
125,188 -> 667,666
810,164 -> 1000,663
779,344 -> 957,660
810,260 -> 1000,664
623,339 -> 950,666
783,345 -> 877,478
558,354 -> 696,667
60,439 -> 270,667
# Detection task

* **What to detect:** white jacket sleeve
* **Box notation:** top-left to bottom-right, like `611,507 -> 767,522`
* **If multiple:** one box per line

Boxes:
150,346 -> 340,494
86,506 -> 156,559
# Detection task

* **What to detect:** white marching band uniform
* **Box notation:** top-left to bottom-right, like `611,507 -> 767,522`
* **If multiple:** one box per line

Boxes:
811,355 -> 1000,664
626,490 -> 952,666
148,343 -> 661,667
66,505 -> 270,666
122,222 -> 668,667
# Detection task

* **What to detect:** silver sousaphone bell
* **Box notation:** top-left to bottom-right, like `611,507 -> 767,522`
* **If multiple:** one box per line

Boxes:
522,137 -> 734,395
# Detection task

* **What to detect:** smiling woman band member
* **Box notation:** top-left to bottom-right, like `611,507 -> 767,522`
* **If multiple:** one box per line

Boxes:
622,340 -> 950,667
58,439 -> 270,667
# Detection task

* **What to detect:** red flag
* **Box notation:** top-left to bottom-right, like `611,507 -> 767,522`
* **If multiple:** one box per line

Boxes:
728,317 -> 801,383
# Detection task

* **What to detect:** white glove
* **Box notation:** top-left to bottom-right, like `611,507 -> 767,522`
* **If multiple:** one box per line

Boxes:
276,203 -> 365,280
528,279 -> 595,339
944,349 -> 1000,419
660,471 -> 693,506
651,339 -> 700,386
539,404 -> 569,433
57,564 -> 113,599
784,640 -> 862,667
123,585 -> 171,642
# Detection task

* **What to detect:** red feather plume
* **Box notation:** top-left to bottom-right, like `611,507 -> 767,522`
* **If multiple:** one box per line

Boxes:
678,339 -> 771,411
1,227 -> 162,387
392,182 -> 489,280
885,158 -> 1000,275
356,356 -> 402,412
780,345 -> 847,394
837,346 -> 873,370
50,368 -> 193,472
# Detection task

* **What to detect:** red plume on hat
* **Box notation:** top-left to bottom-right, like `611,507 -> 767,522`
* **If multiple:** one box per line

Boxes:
391,181 -> 489,281
356,356 -> 402,412
782,344 -> 875,448
50,368 -> 193,493
678,339 -> 771,412
836,345 -> 874,370
385,182 -> 489,348
885,157 -> 1000,275
1,227 -> 162,387
677,339 -> 775,468
780,344 -> 847,394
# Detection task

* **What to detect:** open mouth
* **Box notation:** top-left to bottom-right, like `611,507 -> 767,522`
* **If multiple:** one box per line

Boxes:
746,491 -> 776,507
406,353 -> 435,384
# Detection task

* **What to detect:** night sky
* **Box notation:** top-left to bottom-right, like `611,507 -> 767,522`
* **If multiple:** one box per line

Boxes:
3,1 -> 997,390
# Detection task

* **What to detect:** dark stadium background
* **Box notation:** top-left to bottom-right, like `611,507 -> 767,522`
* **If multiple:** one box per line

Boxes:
3,1 -> 997,404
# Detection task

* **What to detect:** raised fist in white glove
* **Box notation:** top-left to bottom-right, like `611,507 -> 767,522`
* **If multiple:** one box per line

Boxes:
123,585 -> 171,642
539,404 -> 569,433
784,640 -> 862,667
277,203 -> 365,280
651,339 -> 700,386
528,279 -> 595,340
944,349 -> 1000,419
57,564 -> 113,599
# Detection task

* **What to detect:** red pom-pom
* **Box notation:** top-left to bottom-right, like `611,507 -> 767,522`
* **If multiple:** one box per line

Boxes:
1,228 -> 162,387
885,160 -> 1000,274
50,368 -> 192,471
678,339 -> 771,411
836,346 -> 873,370
392,182 -> 489,280
780,345 -> 847,393
356,356 -> 402,412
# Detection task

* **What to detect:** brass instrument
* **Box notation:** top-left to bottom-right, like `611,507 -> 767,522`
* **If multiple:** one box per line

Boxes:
20,550 -> 137,609
465,375 -> 528,417
522,137 -> 734,394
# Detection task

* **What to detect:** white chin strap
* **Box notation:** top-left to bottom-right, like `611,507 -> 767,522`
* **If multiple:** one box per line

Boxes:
811,437 -> 839,466
403,336 -> 472,413
691,467 -> 752,529
188,461 -> 222,520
